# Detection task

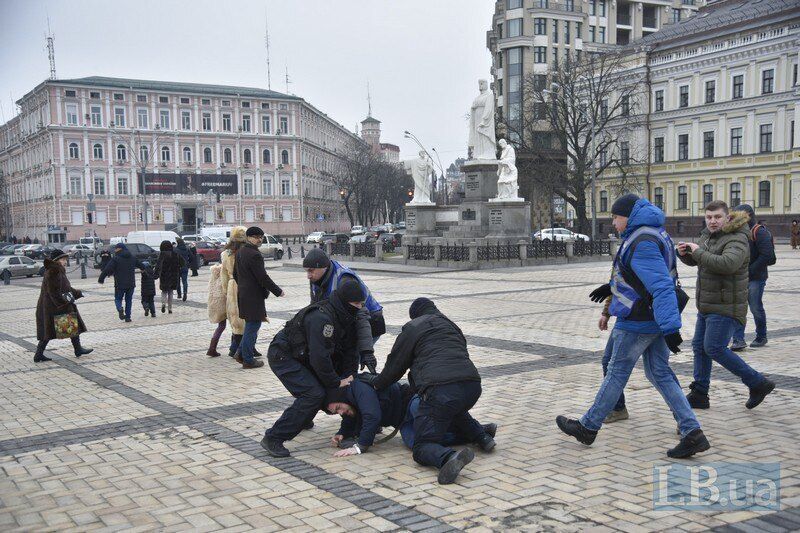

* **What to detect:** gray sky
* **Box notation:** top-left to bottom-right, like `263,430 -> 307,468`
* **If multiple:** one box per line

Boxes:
0,0 -> 494,167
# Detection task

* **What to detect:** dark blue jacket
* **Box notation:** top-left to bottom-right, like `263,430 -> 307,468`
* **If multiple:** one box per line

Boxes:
175,243 -> 191,272
615,199 -> 681,335
99,245 -> 145,290
337,380 -> 406,450
748,224 -> 774,281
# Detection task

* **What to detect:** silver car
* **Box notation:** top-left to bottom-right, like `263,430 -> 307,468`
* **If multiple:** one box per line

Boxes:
0,255 -> 43,278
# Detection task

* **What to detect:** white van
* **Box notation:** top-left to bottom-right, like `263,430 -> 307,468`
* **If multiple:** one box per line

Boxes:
201,226 -> 235,242
79,236 -> 104,250
126,230 -> 180,249
109,236 -> 128,245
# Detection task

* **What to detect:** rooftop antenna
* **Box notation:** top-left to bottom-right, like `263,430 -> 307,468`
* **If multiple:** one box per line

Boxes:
46,14 -> 57,80
264,11 -> 272,90
367,81 -> 372,117
284,64 -> 291,94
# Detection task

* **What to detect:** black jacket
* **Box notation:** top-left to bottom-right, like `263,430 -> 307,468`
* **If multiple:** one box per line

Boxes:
233,243 -> 282,321
748,224 -> 774,281
372,306 -> 480,393
154,251 -> 184,291
140,266 -> 157,297
99,249 -> 145,289
175,243 -> 192,272
337,379 -> 410,450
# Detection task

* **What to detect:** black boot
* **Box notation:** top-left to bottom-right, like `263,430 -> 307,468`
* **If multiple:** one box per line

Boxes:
686,382 -> 710,409
71,337 -> 93,358
667,429 -> 710,458
556,415 -> 597,445
33,341 -> 52,363
482,423 -> 497,438
118,308 -> 125,320
253,348 -> 264,358
261,437 -> 290,457
746,378 -> 775,409
475,433 -> 496,452
438,448 -> 475,485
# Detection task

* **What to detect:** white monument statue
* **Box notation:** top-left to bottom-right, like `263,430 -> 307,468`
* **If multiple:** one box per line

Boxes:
406,150 -> 435,205
468,79 -> 497,161
493,138 -> 523,202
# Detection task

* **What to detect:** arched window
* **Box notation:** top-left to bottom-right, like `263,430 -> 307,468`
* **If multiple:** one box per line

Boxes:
139,145 -> 149,162
262,149 -> 271,164
281,149 -> 289,165
116,144 -> 127,161
161,146 -> 171,162
68,142 -> 79,159
93,143 -> 104,159
203,147 -> 212,163
758,181 -> 771,207
243,149 -> 252,164
183,147 -> 192,162
223,148 -> 232,164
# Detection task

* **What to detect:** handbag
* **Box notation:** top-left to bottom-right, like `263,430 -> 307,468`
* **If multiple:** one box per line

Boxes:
53,312 -> 80,339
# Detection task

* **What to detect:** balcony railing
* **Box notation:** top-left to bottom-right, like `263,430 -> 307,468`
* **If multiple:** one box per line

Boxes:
529,1 -> 582,13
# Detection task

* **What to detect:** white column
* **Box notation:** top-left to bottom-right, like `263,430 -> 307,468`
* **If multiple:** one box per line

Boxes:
82,131 -> 91,195
173,136 -> 179,174
215,137 -> 221,172
747,60 -> 757,97
195,136 -> 201,174
107,133 -> 115,196
718,114 -> 728,156
58,130 -> 67,196
55,92 -> 63,124
690,119 -> 700,160
718,66 -> 727,102
775,106 -> 786,151
745,110 -> 755,154
254,138 -> 261,195
794,104 -> 800,149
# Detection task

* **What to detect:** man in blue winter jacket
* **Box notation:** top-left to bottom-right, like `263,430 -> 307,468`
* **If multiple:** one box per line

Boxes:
98,243 -> 146,322
556,194 -> 710,459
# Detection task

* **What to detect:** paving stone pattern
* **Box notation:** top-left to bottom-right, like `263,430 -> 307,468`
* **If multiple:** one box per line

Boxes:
1,249 -> 799,531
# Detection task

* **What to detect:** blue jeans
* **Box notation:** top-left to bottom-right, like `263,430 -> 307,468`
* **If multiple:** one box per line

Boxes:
581,328 -> 700,437
177,269 -> 189,298
239,320 -> 262,364
114,287 -> 134,319
732,280 -> 767,342
601,336 -> 626,411
400,396 -> 478,449
692,313 -> 764,394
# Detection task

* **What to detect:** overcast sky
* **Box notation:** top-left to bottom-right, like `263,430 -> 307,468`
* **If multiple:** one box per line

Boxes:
0,0 -> 494,166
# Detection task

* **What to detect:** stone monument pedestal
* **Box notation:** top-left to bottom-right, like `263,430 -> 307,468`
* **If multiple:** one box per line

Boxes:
461,160 -> 499,201
484,200 -> 532,241
404,203 -> 438,241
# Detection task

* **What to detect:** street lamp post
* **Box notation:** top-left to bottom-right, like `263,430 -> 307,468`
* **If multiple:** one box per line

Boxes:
404,130 -> 445,203
109,124 -> 164,231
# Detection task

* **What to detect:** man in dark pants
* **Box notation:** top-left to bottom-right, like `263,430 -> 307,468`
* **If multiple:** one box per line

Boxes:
369,298 -> 493,485
730,204 -> 776,350
262,279 -> 365,457
98,243 -> 145,322
233,227 -> 284,369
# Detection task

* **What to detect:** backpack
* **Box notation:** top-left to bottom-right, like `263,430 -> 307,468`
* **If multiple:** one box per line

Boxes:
751,224 -> 777,266
282,301 -> 332,360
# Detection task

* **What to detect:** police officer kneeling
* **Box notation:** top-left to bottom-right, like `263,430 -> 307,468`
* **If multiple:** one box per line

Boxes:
367,297 -> 494,485
261,279 -> 365,458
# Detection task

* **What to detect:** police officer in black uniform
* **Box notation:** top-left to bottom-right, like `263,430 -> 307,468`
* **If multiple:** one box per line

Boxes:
261,278 -> 366,457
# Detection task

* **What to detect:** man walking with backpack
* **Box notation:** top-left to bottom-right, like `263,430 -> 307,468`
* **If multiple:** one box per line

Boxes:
557,194 -> 709,458
729,204 -> 776,350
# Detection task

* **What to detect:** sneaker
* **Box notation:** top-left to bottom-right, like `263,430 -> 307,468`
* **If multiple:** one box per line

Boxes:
482,423 -> 497,438
750,338 -> 768,348
437,448 -> 475,485
603,407 -> 629,424
476,434 -> 496,452
161,304 -> 166,313
730,339 -> 747,351
555,415 -> 597,445
242,359 -> 264,369
667,429 -> 710,458
144,309 -> 149,317
261,437 -> 290,458
746,378 -> 775,409
118,309 -> 125,320
686,383 -> 710,410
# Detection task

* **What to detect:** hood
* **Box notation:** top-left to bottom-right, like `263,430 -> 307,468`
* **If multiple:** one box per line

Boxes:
722,209 -> 750,234
114,243 -> 129,252
732,204 -> 756,228
621,198 -> 664,238
116,249 -> 133,259
409,297 -> 439,319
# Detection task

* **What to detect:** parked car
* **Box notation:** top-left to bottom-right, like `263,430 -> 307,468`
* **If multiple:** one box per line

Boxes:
3,244 -> 24,255
0,255 -> 43,278
79,236 -> 104,250
21,244 -> 44,257
181,234 -> 205,243
306,231 -> 325,244
378,232 -> 402,247
396,221 -> 406,230
127,230 -> 180,249
63,244 -> 94,258
93,242 -> 159,268
348,233 -> 376,244
258,234 -> 284,260
26,245 -> 61,260
0,243 -> 15,255
321,233 -> 350,244
350,225 -> 365,235
193,241 -> 222,265
533,228 -> 589,242
15,244 -> 38,255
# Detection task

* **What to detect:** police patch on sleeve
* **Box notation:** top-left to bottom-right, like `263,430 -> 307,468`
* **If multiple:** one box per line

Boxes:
323,324 -> 334,338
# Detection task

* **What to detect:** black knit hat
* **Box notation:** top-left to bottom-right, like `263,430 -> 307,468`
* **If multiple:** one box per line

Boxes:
245,226 -> 264,237
324,387 -> 351,413
303,248 -> 331,269
49,249 -> 69,261
409,297 -> 437,319
335,278 -> 365,303
611,193 -> 639,217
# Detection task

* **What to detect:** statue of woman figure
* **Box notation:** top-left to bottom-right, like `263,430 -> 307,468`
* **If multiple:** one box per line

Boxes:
406,150 -> 434,205
469,79 -> 497,161
495,138 -> 521,201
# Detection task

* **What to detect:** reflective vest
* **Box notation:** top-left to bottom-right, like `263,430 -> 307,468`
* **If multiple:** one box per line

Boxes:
609,226 -> 677,321
311,260 -> 383,315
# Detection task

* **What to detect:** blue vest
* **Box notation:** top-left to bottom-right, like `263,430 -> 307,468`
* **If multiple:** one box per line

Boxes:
609,226 -> 677,321
312,260 -> 382,315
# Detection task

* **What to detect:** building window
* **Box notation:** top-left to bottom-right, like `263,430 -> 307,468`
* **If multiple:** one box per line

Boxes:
183,147 -> 192,162
703,184 -> 714,206
201,98 -> 211,106
65,90 -> 77,97
281,150 -> 290,165
202,112 -> 211,131
589,25 -> 596,42
243,177 -> 254,196
261,102 -> 270,110
262,149 -> 271,164
181,110 -> 191,130
222,113 -> 231,131
758,180 -> 770,207
90,105 -> 102,126
576,22 -> 582,38
552,48 -> 559,69
564,21 -> 570,43
69,175 -> 82,195
533,74 -> 546,91
242,114 -> 251,132
794,64 -> 798,86
679,85 -> 689,108
241,101 -> 250,108
507,18 -> 522,38
732,74 -> 744,99
507,0 -> 522,8
678,186 -> 687,210
161,146 -> 171,162
620,141 -> 630,165
223,148 -> 232,164
221,99 -> 231,107
600,99 -> 608,120
598,27 -> 605,44
534,18 -> 546,35
136,94 -> 147,103
139,145 -> 149,161
279,116 -> 288,134
654,187 -> 664,210
730,127 -> 742,155
281,177 -> 291,196
759,124 -> 772,153
203,147 -> 212,163
90,91 -> 100,99
672,8 -> 681,23
703,131 -> 715,158
243,149 -> 252,164
599,190 -> 608,212
116,144 -> 127,161
114,108 -> 126,127
137,108 -> 148,129
93,175 -> 106,196
654,90 -> 664,111
705,80 -> 715,104
761,69 -> 774,94
117,175 -> 129,196
261,115 -> 271,133
158,96 -> 169,104
678,134 -> 689,160
730,182 -> 741,207
553,20 -> 559,43
621,95 -> 630,116
534,47 -> 547,63
599,147 -> 607,167
159,109 -> 170,129
263,178 -> 272,196
93,143 -> 104,159
654,137 -> 664,163
66,104 -> 78,125
68,142 -> 79,159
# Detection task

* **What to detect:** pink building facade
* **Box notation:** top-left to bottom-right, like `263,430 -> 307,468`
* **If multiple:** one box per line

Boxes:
0,77 -> 361,243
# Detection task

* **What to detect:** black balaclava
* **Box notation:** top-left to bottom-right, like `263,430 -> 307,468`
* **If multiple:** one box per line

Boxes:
409,297 -> 438,319
332,278 -> 365,318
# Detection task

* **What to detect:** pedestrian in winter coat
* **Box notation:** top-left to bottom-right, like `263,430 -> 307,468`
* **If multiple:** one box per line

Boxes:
207,226 -> 247,358
791,220 -> 799,250
175,238 -> 191,301
678,200 -> 774,411
98,243 -> 146,322
189,244 -> 199,277
154,240 -> 184,314
139,261 -> 157,318
730,204 -> 776,350
34,249 -> 93,363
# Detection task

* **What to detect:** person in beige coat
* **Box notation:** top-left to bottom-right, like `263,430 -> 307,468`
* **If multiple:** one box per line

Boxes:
206,227 -> 247,357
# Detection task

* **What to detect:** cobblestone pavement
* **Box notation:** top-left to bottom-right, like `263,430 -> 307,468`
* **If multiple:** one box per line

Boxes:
1,249 -> 799,532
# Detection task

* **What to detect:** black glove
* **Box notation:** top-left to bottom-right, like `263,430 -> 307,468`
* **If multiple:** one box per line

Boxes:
360,351 -> 377,374
359,372 -> 378,388
589,283 -> 612,303
665,332 -> 683,354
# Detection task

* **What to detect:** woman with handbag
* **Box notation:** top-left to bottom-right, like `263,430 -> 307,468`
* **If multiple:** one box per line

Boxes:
154,240 -> 184,314
34,249 -> 93,363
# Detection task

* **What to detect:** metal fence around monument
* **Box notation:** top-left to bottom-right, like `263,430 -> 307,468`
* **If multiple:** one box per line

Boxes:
382,240 -> 396,254
572,239 -> 611,257
408,243 -> 434,261
441,243 -> 469,262
330,242 -> 349,256
477,242 -> 520,261
526,240 -> 567,258
354,242 -> 376,258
